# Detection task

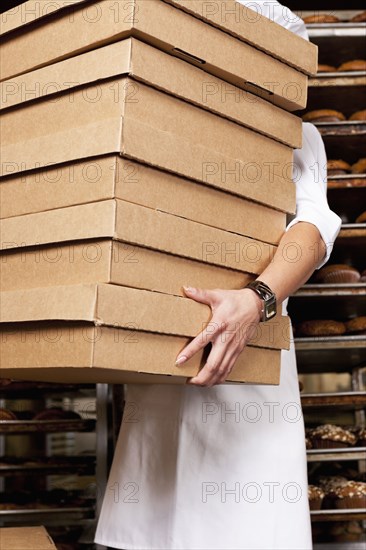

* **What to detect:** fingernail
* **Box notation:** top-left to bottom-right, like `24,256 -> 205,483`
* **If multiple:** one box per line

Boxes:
175,355 -> 188,366
183,286 -> 195,294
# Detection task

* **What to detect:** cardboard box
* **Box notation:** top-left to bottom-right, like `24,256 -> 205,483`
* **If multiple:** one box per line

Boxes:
0,0 -> 308,111
0,526 -> 57,550
165,0 -> 318,75
0,200 -> 276,274
0,322 -> 282,385
1,76 -> 296,214
0,0 -> 317,76
0,240 -> 254,293
0,283 -> 290,351
0,38 -> 302,149
0,156 -> 286,246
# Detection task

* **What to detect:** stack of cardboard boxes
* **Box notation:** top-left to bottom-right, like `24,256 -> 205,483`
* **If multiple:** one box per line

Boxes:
0,0 -> 317,384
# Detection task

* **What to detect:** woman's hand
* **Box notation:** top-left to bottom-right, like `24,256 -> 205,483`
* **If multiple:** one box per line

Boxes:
175,286 -> 263,386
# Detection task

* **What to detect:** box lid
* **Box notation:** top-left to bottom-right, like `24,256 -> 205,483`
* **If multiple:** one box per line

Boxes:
165,0 -> 318,75
0,283 -> 291,350
0,0 -> 309,110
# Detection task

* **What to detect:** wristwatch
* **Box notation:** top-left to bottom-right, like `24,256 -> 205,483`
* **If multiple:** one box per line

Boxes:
246,280 -> 277,322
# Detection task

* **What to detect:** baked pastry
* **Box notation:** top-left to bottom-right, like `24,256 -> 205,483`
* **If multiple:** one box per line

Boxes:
310,424 -> 357,448
303,14 -> 340,24
349,109 -> 366,121
338,60 -> 366,72
351,11 -> 366,23
33,408 -> 81,421
305,437 -> 312,450
0,408 -> 17,420
361,269 -> 366,282
355,211 -> 366,223
308,485 -> 325,510
333,481 -> 366,509
315,264 -> 361,284
351,158 -> 366,174
302,109 -> 345,123
327,159 -> 351,175
345,316 -> 366,334
317,64 -> 337,73
330,521 -> 364,543
297,320 -> 346,337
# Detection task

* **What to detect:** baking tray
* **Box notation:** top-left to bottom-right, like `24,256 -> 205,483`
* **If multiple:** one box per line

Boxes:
0,507 -> 94,525
307,447 -> 366,462
295,335 -> 366,373
308,72 -> 366,117
302,391 -> 366,408
314,122 -> 366,163
311,509 -> 366,522
0,456 -> 96,476
289,284 -> 366,319
306,23 -> 366,68
0,419 -> 96,434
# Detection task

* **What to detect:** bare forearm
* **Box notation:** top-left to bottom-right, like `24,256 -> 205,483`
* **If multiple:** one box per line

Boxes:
258,222 -> 326,304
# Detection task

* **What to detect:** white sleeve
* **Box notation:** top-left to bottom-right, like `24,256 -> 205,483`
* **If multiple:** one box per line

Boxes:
286,122 -> 342,269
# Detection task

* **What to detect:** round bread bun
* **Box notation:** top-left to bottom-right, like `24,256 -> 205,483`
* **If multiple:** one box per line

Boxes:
351,158 -> 366,174
303,14 -> 340,24
0,408 -> 17,421
317,64 -> 337,73
34,408 -> 69,421
349,109 -> 366,121
297,320 -> 346,337
345,316 -> 366,334
360,269 -> 366,282
327,159 -> 351,175
338,60 -> 366,72
303,109 -> 346,123
315,264 -> 361,284
351,11 -> 366,22
355,211 -> 366,223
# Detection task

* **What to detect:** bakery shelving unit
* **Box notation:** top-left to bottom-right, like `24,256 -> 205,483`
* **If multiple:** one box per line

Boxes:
0,382 -> 110,550
290,5 -> 366,548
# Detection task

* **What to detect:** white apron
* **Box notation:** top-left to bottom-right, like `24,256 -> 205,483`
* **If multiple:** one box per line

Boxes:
95,301 -> 312,550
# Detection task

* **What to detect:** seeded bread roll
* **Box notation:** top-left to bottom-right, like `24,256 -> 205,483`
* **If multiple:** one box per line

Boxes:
345,316 -> 366,334
349,109 -> 366,121
315,264 -> 361,284
351,158 -> 366,174
351,11 -> 366,22
311,424 -> 357,449
327,159 -> 351,175
338,60 -> 366,72
303,14 -> 340,23
303,109 -> 345,123
297,320 -> 346,337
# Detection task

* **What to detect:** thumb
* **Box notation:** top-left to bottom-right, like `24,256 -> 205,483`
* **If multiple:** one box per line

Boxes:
183,286 -> 216,306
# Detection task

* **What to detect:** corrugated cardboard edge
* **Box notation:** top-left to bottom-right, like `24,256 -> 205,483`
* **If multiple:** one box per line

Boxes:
0,283 -> 291,350
0,37 -> 302,149
164,0 -> 318,75
0,0 -> 89,36
0,323 -> 281,384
